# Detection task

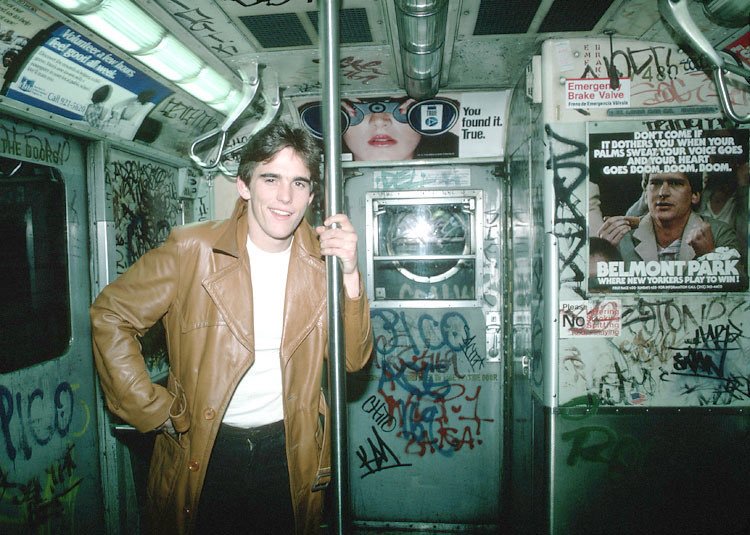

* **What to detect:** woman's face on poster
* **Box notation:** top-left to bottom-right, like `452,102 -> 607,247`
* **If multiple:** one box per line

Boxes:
343,109 -> 421,161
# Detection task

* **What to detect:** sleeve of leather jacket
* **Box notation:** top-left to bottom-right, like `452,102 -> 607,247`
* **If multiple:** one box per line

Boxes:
342,275 -> 374,372
90,233 -> 180,433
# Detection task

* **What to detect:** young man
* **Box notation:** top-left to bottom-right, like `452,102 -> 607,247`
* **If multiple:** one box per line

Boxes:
597,171 -> 740,262
90,122 -> 373,534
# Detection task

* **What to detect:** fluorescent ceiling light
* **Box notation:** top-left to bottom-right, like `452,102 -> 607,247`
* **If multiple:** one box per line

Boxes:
138,34 -> 203,82
47,0 -> 100,10
178,67 -> 233,104
44,0 -> 240,114
211,89 -> 243,115
75,0 -> 163,53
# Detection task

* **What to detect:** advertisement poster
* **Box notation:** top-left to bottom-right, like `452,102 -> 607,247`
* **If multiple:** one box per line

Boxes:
0,1 -> 54,82
4,24 -> 171,140
294,91 -> 508,162
589,127 -> 749,293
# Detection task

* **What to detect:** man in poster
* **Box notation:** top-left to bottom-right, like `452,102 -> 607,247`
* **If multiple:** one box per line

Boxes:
598,171 -> 740,262
589,127 -> 749,293
594,170 -> 745,292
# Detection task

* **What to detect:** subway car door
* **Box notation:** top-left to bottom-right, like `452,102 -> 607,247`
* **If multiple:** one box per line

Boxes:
345,164 -> 506,532
0,116 -> 104,533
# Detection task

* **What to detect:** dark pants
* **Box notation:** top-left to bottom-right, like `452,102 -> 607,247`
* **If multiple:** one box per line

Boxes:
195,420 -> 295,534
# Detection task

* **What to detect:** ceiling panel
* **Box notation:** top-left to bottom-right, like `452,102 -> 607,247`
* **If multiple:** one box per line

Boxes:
539,0 -> 618,33
143,0 -> 747,96
473,0 -> 544,35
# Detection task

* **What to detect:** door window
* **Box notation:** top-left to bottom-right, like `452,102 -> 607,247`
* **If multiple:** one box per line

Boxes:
0,157 -> 70,372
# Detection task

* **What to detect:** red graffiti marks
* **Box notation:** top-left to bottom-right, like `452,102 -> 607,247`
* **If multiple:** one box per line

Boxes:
339,56 -> 388,83
372,309 -> 495,457
578,43 -> 750,110
631,67 -> 750,108
377,352 -> 494,457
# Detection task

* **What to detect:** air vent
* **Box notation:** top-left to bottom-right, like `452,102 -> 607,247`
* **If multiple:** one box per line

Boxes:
474,0 -> 542,35
539,0 -> 617,32
239,13 -> 312,48
307,8 -> 373,44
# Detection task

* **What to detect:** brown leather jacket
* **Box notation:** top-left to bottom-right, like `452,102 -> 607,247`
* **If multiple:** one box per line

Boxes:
90,200 -> 373,534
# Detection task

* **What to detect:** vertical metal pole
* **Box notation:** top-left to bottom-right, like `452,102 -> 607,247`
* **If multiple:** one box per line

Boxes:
320,1 -> 348,534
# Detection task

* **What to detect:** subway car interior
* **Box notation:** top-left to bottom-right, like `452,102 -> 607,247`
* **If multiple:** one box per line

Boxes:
1,0 -> 749,533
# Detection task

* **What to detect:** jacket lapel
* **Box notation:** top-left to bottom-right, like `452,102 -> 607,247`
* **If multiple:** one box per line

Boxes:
200,203 -> 326,359
633,214 -> 658,261
202,199 -> 255,354
634,212 -> 701,261
281,220 -> 326,363
203,261 -> 254,353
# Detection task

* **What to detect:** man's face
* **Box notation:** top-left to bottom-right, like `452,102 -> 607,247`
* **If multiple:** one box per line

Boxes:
237,146 -> 314,252
645,173 -> 699,228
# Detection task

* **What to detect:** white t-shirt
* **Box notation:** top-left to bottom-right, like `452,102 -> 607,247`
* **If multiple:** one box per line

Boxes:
222,237 -> 290,428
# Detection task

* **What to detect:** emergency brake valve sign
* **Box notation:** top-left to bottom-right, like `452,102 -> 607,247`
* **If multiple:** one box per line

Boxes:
566,78 -> 631,108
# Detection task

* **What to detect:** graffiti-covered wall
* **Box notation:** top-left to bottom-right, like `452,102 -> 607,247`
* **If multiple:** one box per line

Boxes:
521,37 -> 750,535
540,38 -> 750,409
547,119 -> 750,408
103,149 -> 209,375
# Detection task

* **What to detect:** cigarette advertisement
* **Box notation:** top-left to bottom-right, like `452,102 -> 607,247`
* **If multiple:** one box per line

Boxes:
589,127 -> 749,293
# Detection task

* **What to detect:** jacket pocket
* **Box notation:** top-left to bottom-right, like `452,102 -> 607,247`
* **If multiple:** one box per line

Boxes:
146,431 -> 187,518
312,392 -> 331,492
168,373 -> 191,433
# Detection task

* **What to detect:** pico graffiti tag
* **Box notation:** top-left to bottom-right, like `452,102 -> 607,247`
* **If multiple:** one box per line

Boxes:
0,383 -> 75,461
